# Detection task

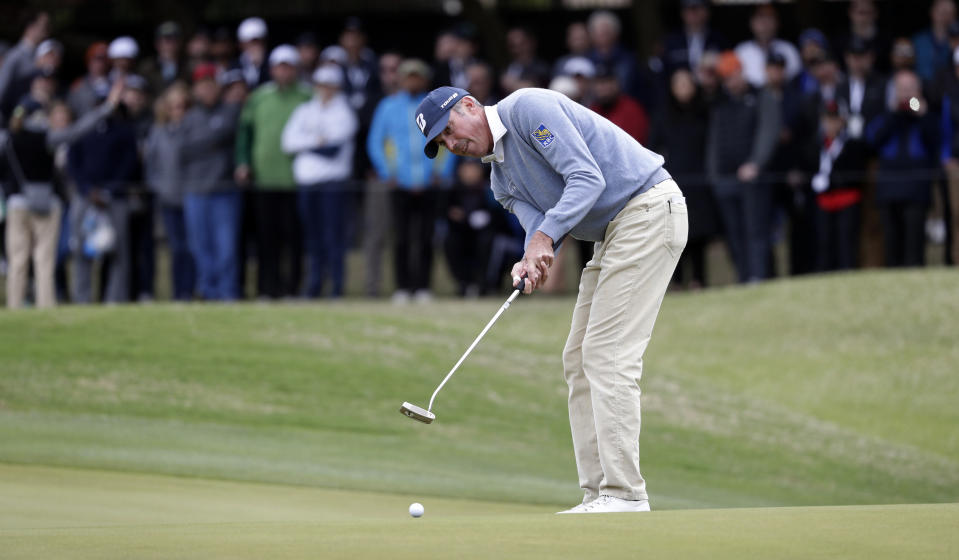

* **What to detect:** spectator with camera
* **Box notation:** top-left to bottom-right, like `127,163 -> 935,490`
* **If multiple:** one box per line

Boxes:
867,70 -> 939,267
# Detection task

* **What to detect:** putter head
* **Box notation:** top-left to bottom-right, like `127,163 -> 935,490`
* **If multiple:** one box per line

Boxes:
400,402 -> 435,424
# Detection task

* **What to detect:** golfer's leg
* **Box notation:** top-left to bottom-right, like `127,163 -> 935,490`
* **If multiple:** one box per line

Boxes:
562,248 -> 603,501
583,184 -> 686,501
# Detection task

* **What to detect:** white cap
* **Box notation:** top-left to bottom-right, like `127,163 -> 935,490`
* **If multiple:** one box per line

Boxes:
37,39 -> 63,58
268,44 -> 300,67
548,75 -> 580,99
237,17 -> 268,42
312,65 -> 343,86
320,45 -> 348,66
562,56 -> 596,78
108,36 -> 139,60
953,45 -> 959,65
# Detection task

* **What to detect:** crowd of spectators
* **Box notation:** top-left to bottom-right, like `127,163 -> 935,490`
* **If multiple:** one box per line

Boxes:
1,0 -> 957,308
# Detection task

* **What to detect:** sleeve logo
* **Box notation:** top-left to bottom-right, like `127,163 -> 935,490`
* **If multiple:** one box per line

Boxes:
531,124 -> 555,149
416,113 -> 427,133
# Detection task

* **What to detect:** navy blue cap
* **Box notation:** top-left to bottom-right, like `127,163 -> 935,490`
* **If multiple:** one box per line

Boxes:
415,86 -> 470,159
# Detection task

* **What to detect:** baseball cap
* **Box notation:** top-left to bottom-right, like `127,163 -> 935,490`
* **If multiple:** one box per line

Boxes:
716,50 -> 742,78
192,63 -> 218,82
397,58 -> 432,80
320,45 -> 348,66
237,17 -> 267,42
37,39 -> 62,58
218,68 -> 245,86
108,36 -> 139,60
312,65 -> 342,87
561,56 -> 596,78
156,21 -> 182,39
799,28 -> 829,50
268,44 -> 300,67
123,74 -> 149,92
415,86 -> 471,159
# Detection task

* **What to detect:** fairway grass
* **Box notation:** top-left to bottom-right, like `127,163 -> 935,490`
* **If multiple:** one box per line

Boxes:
1,464 -> 956,560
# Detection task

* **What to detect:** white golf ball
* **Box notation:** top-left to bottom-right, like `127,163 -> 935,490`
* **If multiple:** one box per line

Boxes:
409,502 -> 424,518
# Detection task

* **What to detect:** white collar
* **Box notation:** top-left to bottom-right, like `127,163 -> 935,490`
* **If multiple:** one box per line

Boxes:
481,104 -> 507,164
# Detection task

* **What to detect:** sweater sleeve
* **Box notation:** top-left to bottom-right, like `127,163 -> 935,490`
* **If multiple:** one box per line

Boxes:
494,190 -> 546,249
511,93 -> 606,244
281,103 -> 316,155
748,89 -> 782,169
46,101 -> 114,150
234,95 -> 255,167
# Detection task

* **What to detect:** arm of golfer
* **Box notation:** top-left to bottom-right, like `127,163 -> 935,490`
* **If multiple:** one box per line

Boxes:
502,197 -> 551,294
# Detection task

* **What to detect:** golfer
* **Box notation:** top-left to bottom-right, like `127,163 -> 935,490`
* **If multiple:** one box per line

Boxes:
415,86 -> 687,513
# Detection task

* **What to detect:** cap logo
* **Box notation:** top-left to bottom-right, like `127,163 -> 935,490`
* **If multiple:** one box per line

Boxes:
416,113 -> 426,133
440,92 -> 459,109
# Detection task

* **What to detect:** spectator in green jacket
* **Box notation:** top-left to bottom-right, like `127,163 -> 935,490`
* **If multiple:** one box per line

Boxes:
234,44 -> 311,299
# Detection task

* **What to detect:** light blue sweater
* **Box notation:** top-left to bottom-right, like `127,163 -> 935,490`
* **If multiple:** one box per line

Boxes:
488,88 -> 670,247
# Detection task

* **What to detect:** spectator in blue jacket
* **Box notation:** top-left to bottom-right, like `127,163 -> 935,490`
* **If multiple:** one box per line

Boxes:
867,70 -> 939,267
913,0 -> 957,82
367,59 -> 455,303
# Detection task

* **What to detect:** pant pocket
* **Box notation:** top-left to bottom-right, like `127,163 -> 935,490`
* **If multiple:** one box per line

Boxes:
664,198 -> 689,258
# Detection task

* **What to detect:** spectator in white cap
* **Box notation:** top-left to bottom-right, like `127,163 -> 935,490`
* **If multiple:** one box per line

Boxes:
236,17 -> 268,87
281,64 -> 358,298
234,44 -> 311,299
35,39 -> 62,74
108,36 -> 139,79
559,55 -> 596,105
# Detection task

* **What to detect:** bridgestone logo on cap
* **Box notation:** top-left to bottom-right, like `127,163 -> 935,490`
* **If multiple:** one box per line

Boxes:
416,113 -> 426,133
440,92 -> 459,108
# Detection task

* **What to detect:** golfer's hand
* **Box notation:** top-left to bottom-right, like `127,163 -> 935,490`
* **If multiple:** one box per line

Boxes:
512,231 -> 554,294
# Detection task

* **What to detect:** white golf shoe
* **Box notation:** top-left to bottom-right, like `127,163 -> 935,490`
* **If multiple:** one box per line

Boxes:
573,495 -> 651,514
556,495 -> 599,514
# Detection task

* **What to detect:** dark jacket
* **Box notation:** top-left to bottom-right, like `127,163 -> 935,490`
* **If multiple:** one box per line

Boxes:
66,115 -> 139,196
662,27 -> 727,76
866,109 -> 939,204
651,92 -> 720,239
706,86 -> 781,197
836,74 -> 887,127
1,128 -> 55,196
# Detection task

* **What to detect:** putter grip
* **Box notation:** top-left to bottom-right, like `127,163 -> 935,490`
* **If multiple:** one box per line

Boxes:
513,277 -> 527,293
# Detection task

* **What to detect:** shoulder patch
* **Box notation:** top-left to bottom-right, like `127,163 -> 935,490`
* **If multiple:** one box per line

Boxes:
531,123 -> 555,149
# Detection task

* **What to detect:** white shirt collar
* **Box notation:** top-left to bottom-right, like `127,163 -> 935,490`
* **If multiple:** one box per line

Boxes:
481,104 -> 508,164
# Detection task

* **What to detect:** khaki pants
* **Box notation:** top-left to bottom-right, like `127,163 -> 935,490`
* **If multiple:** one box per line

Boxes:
5,201 -> 62,309
563,179 -> 686,502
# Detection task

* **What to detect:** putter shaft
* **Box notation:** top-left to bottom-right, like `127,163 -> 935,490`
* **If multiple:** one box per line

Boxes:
426,285 -> 523,411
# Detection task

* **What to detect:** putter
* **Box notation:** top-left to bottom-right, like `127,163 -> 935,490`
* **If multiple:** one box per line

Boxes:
400,278 -> 527,424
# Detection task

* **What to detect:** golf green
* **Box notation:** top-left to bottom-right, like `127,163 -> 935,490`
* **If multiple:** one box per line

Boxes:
1,464 -> 956,559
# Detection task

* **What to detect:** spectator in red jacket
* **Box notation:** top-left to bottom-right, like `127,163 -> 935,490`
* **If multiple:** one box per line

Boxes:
589,65 -> 649,144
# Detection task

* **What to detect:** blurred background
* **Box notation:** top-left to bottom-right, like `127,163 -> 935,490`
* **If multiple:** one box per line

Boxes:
2,0 -> 957,307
